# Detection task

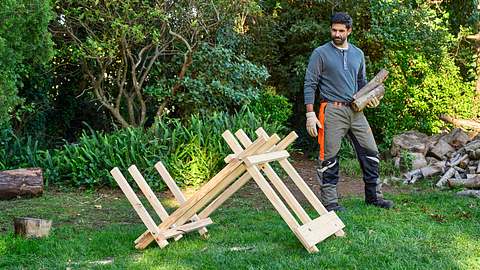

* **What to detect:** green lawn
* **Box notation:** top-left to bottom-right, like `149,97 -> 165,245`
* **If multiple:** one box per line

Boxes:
0,187 -> 479,270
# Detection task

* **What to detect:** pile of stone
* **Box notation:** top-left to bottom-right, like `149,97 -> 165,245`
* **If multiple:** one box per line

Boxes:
390,128 -> 480,198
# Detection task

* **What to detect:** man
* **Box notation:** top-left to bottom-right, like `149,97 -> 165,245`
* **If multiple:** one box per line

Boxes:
303,12 -> 394,212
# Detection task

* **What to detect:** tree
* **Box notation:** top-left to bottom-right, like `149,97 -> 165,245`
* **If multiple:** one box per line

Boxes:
53,0 -> 263,128
0,0 -> 54,139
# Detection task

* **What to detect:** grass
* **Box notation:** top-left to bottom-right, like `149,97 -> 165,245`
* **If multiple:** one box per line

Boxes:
0,186 -> 479,270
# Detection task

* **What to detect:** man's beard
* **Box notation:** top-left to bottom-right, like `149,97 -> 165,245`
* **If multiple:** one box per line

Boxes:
332,36 -> 346,46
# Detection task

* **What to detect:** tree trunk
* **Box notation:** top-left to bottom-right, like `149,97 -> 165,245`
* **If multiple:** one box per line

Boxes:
0,168 -> 43,199
14,217 -> 52,238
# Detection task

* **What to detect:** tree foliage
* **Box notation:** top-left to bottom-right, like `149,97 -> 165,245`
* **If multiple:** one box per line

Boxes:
53,0 -> 266,128
0,0 -> 54,139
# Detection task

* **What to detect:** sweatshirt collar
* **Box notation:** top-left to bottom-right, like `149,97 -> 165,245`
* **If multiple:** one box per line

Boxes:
330,41 -> 349,51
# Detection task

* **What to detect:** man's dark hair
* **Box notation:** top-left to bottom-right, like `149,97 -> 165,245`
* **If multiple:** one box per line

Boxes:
330,12 -> 353,29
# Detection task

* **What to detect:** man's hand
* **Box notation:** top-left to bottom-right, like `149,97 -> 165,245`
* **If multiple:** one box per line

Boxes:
366,96 -> 380,108
306,112 -> 322,137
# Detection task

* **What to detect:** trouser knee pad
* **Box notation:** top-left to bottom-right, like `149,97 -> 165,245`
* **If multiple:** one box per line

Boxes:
316,157 -> 339,205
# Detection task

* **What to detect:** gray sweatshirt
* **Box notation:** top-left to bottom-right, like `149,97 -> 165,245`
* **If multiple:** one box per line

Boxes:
304,42 -> 367,104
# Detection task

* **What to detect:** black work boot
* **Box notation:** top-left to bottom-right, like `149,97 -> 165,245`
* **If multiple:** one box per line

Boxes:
365,183 -> 394,209
366,198 -> 394,209
325,203 -> 346,212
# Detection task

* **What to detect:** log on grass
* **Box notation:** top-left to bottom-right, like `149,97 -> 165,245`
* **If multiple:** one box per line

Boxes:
0,168 -> 43,199
456,189 -> 480,199
14,217 -> 52,238
447,177 -> 480,189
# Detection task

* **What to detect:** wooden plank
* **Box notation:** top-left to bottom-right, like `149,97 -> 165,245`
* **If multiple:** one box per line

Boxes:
223,130 -> 244,154
234,129 -> 253,147
128,165 -> 183,242
278,159 -> 328,214
244,150 -> 290,167
262,166 -> 311,224
110,167 -> 169,248
236,129 -> 313,225
224,154 -> 237,163
128,165 -> 170,220
135,134 -> 285,249
199,171 -> 252,219
278,159 -> 345,237
255,128 -> 298,152
296,211 -> 345,247
136,155 -> 257,249
247,165 -> 317,253
251,129 -> 344,238
154,161 -> 208,236
153,218 -> 212,241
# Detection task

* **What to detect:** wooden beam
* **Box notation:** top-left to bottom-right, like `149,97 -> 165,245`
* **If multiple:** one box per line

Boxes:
278,159 -> 345,237
199,171 -> 252,219
154,161 -> 208,236
110,167 -> 169,248
295,211 -> 345,247
247,165 -> 318,253
222,130 -> 244,154
244,150 -> 290,167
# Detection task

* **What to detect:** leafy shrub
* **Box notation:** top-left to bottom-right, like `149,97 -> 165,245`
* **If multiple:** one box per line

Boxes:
249,87 -> 293,128
145,43 -> 270,118
0,0 -> 53,140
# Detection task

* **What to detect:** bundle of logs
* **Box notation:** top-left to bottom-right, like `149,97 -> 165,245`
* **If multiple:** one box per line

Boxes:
391,128 -> 480,199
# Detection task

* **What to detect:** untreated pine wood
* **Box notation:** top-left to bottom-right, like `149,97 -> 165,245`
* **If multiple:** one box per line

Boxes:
135,136 -> 269,249
235,129 -> 312,224
255,128 -> 345,237
128,165 -> 183,242
199,171 -> 251,219
244,150 -> 290,167
154,161 -> 208,236
295,211 -> 345,247
0,168 -> 43,199
110,167 -> 169,248
247,164 -> 319,253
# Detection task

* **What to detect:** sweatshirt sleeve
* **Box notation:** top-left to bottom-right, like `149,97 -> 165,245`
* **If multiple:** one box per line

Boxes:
357,53 -> 367,90
303,50 -> 322,105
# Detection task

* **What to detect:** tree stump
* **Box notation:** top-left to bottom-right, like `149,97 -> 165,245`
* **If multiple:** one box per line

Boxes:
14,217 -> 52,238
0,168 -> 43,199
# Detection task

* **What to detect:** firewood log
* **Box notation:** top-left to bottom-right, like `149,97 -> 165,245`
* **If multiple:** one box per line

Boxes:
352,84 -> 385,112
0,168 -> 43,199
456,189 -> 480,199
448,177 -> 480,189
439,115 -> 480,132
14,217 -> 52,238
351,69 -> 389,112
436,167 -> 456,187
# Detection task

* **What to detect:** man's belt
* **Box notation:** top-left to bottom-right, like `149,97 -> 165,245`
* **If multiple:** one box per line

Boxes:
321,100 -> 351,107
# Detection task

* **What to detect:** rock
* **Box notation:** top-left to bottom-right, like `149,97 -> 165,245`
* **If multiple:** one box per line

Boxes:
428,139 -> 455,160
441,128 -> 470,149
391,131 -> 432,156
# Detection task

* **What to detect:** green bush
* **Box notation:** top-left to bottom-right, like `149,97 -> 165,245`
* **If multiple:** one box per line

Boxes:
249,88 -> 293,128
364,0 -> 477,146
0,0 -> 54,140
0,107 -> 291,190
